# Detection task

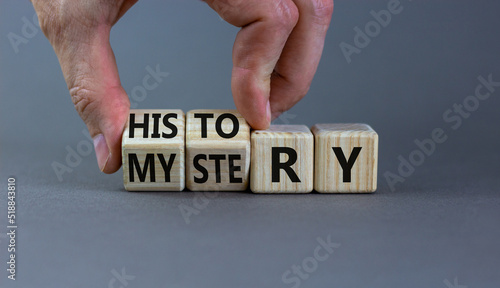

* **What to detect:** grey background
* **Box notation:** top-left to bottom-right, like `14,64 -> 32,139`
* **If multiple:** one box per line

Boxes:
1,0 -> 499,287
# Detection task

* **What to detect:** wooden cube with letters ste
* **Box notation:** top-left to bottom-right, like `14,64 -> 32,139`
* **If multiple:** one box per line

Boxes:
186,109 -> 250,191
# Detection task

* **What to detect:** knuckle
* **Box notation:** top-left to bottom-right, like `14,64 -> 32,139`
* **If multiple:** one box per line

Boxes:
274,72 -> 311,99
292,85 -> 310,101
288,82 -> 311,103
267,0 -> 299,31
69,85 -> 98,123
37,16 -> 50,36
310,0 -> 334,25
37,13 -> 60,39
33,1 -> 64,40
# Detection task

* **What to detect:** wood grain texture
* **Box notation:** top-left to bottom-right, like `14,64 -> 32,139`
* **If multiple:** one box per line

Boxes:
250,125 -> 314,193
122,109 -> 185,191
186,109 -> 250,191
311,123 -> 378,193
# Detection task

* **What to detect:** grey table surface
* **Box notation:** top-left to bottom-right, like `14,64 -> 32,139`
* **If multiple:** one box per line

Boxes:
1,1 -> 499,287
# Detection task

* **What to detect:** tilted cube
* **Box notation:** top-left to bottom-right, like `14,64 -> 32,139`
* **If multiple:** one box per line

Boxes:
186,109 -> 250,191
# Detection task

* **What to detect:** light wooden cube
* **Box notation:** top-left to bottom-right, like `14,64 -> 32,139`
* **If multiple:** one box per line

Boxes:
250,125 -> 314,193
122,109 -> 185,191
311,123 -> 378,193
186,109 -> 250,191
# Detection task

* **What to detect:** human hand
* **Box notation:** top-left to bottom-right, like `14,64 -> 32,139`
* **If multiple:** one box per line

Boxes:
32,0 -> 333,174
205,0 -> 334,128
32,0 -> 137,173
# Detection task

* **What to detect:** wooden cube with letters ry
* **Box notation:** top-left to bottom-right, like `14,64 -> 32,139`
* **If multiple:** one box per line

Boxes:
311,123 -> 378,193
122,109 -> 185,191
250,125 -> 314,193
186,109 -> 250,191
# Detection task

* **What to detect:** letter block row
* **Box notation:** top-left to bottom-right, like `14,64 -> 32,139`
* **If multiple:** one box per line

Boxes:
122,109 -> 378,193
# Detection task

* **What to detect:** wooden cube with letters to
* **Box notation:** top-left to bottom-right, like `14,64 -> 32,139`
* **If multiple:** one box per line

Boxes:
311,123 -> 378,193
186,109 -> 250,191
250,125 -> 314,193
122,109 -> 185,191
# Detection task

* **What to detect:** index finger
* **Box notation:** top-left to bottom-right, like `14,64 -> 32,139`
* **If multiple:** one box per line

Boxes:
205,0 -> 299,129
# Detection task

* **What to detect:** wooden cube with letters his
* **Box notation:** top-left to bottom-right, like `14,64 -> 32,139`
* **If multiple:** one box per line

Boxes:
122,109 -> 185,191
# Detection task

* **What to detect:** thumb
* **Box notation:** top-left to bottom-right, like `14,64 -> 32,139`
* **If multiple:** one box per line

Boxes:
32,0 -> 137,174
53,27 -> 129,174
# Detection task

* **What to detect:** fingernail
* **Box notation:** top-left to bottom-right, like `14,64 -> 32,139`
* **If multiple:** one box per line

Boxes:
93,134 -> 110,172
266,101 -> 271,124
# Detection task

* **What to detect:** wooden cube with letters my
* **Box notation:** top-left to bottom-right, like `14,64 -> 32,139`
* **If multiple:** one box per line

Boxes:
186,109 -> 250,191
122,109 -> 185,191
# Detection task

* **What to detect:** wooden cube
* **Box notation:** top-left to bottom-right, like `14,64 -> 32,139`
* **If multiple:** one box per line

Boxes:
186,109 -> 250,191
250,125 -> 314,193
311,123 -> 378,193
122,109 -> 185,191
